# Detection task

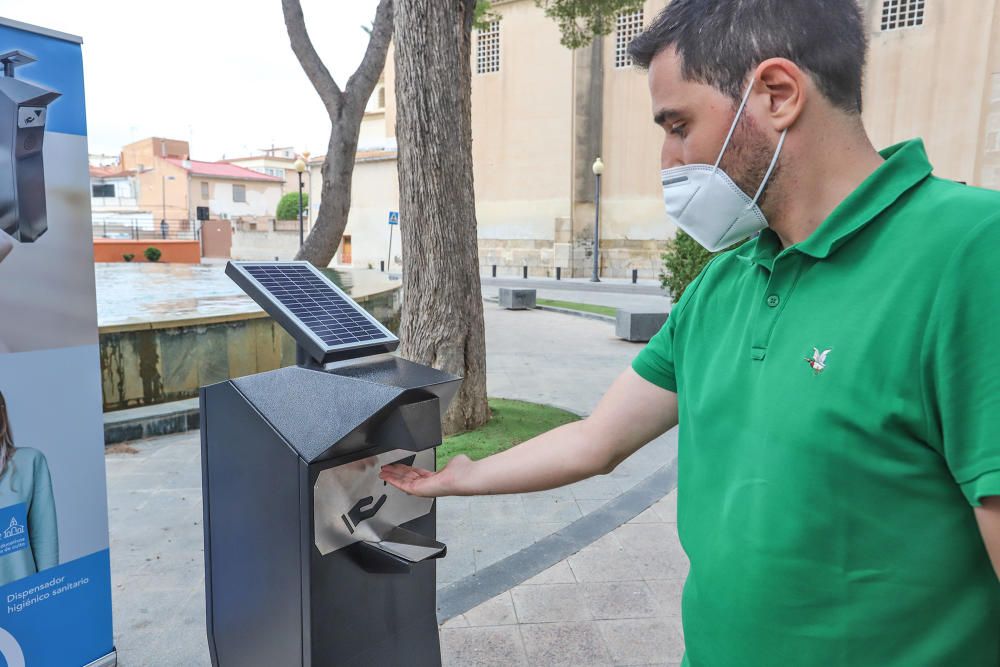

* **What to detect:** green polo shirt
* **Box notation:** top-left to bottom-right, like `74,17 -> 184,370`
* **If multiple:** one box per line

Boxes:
633,139 -> 1000,666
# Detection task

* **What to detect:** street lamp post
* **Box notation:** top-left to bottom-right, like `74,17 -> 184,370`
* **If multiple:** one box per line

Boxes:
161,175 -> 175,239
294,157 -> 306,248
301,151 -> 311,231
591,157 -> 604,282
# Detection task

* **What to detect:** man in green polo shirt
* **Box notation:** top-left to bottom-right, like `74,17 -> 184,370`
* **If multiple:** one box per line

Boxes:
381,0 -> 1000,663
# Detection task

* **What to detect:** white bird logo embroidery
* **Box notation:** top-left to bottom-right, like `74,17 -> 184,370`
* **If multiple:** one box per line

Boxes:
805,347 -> 831,374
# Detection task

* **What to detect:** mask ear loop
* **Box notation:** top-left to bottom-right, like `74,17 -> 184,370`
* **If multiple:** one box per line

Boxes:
750,128 -> 787,206
712,81 -> 757,172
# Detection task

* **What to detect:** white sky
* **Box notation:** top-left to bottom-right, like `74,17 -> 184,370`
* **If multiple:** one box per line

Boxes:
1,0 -> 381,159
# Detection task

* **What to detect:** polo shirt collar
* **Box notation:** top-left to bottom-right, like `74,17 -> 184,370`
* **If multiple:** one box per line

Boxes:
745,139 -> 933,267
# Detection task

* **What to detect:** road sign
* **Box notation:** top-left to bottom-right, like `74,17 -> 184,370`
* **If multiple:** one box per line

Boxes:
388,211 -> 399,225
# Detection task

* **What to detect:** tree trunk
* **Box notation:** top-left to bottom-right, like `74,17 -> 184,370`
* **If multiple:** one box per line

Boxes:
298,112 -> 363,266
393,0 -> 489,435
282,0 -> 393,267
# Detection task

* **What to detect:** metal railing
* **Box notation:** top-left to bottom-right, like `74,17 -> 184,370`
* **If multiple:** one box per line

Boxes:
92,218 -> 201,241
92,196 -> 139,208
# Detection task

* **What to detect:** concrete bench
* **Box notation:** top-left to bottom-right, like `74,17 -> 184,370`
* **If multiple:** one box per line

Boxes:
499,288 -> 536,310
616,310 -> 668,342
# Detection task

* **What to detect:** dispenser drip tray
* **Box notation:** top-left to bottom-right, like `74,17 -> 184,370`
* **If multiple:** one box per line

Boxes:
365,525 -> 446,563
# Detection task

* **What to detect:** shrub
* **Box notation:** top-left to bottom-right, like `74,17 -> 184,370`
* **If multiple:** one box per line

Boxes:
144,246 -> 162,263
276,192 -> 309,221
659,230 -> 736,301
122,253 -> 135,262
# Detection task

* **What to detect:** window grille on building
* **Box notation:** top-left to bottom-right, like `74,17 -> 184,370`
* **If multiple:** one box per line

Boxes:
232,184 -> 246,203
880,0 -> 925,31
476,20 -> 501,74
615,10 -> 645,69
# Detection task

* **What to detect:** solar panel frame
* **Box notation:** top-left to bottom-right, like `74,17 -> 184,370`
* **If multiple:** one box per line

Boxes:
226,261 -> 399,364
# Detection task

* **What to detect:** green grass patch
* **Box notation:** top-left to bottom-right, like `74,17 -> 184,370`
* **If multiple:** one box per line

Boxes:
437,398 -> 580,466
535,299 -> 616,318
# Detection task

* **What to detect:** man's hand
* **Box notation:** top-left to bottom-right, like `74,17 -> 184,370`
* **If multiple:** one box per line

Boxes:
379,454 -> 474,497
974,495 -> 1000,580
379,367 -> 678,498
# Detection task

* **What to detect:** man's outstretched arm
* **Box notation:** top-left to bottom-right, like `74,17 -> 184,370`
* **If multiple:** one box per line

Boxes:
379,367 -> 678,497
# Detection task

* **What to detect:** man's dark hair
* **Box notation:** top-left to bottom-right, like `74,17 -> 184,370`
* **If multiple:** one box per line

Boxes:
628,0 -> 868,113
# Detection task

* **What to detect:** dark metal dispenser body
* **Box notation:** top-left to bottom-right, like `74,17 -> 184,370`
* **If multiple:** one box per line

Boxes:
202,335 -> 460,666
0,51 -> 60,243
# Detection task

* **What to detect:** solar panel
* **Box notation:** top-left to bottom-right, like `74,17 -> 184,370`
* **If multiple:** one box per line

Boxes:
226,261 -> 399,365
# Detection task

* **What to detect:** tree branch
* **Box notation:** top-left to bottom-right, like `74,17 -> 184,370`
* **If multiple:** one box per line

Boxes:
282,0 -> 343,117
535,0 -> 644,49
346,0 -> 395,100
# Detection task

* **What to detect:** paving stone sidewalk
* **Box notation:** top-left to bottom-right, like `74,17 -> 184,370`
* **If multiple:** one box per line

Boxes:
440,489 -> 686,666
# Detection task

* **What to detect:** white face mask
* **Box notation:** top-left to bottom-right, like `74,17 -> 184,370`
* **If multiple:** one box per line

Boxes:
661,82 -> 787,252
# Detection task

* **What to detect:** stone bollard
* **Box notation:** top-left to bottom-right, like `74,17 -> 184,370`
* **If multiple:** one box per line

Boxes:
499,288 -> 537,310
615,310 -> 668,342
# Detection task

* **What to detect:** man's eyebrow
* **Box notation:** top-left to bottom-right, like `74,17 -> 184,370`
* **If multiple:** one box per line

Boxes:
653,108 -> 682,125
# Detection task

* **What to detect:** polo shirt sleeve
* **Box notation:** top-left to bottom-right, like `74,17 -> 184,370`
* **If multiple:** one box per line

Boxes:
922,216 -> 1000,507
631,257 -> 716,393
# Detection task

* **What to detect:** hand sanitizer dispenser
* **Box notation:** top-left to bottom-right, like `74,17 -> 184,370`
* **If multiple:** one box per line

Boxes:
0,50 -> 61,243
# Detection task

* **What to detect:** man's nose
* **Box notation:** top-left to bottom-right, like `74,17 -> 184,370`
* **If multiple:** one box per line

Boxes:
661,145 -> 684,170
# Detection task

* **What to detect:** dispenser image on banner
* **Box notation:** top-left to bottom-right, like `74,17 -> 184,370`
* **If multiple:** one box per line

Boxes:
0,18 -> 97,355
0,18 -> 116,667
0,48 -> 60,244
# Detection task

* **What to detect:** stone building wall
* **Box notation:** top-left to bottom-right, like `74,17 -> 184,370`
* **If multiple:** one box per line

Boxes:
478,238 -> 666,279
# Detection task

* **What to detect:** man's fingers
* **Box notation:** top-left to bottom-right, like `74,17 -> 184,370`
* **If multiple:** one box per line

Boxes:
383,475 -> 428,495
380,463 -> 432,481
379,464 -> 440,497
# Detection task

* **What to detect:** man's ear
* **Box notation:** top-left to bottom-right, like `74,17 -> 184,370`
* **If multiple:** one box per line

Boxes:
754,58 -> 807,132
